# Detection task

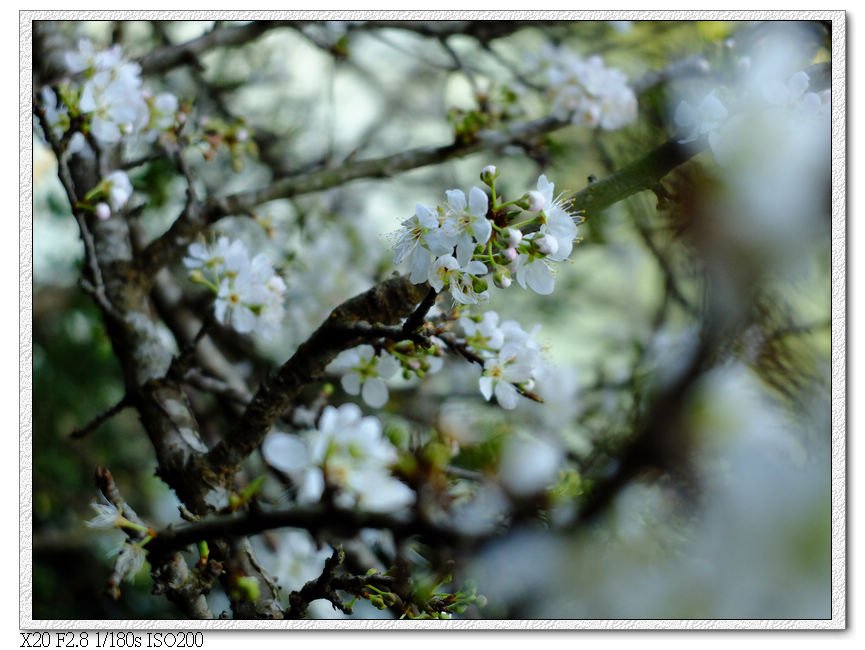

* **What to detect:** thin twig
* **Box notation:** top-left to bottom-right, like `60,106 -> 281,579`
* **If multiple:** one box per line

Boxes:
70,396 -> 131,439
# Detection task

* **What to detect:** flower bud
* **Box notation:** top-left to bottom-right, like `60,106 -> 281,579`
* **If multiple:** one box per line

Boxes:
95,202 -> 111,221
503,247 -> 518,262
535,234 -> 559,257
480,165 -> 499,186
472,276 -> 488,294
526,190 -> 546,212
506,228 -> 522,247
493,267 -> 512,289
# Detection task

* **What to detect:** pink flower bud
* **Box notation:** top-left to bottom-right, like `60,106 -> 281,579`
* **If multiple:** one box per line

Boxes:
503,247 -> 518,262
95,202 -> 111,221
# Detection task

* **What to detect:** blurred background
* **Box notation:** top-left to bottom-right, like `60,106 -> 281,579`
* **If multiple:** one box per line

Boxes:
32,19 -> 833,619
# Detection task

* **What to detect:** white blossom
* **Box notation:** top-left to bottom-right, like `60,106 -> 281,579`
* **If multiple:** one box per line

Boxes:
674,91 -> 728,144
538,47 -> 638,130
535,175 -> 578,261
262,404 -> 415,513
85,497 -> 123,529
479,342 -> 536,410
429,255 -> 488,304
329,345 -> 400,408
104,170 -> 133,211
185,237 -> 286,338
499,435 -> 564,496
514,251 -> 555,295
443,187 -> 492,266
460,310 -> 505,351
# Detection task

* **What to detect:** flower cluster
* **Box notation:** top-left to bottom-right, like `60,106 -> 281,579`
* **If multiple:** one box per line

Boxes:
261,404 -> 415,513
38,40 -> 184,221
460,311 -> 543,410
184,236 -> 287,338
61,39 -> 180,146
673,68 -> 830,164
393,168 -> 580,298
394,186 -> 491,305
534,45 -> 638,130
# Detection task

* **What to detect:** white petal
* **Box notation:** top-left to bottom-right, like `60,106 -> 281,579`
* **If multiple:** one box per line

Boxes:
526,261 -> 555,295
455,237 -> 475,268
416,203 -> 437,228
472,215 -> 492,245
262,433 -> 309,475
298,468 -> 325,503
494,381 -> 519,410
446,189 -> 466,212
376,354 -> 400,379
341,372 -> 361,396
479,376 -> 494,401
409,247 -> 433,284
362,378 -> 389,408
468,186 -> 488,216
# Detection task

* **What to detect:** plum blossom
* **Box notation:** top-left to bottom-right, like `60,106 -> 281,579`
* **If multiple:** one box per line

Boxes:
535,175 -> 578,262
329,345 -> 400,408
537,46 -> 638,130
460,311 -> 505,351
262,404 -> 415,513
479,343 -> 536,410
103,170 -> 133,211
443,187 -> 492,266
674,91 -> 728,145
428,255 -> 489,304
514,248 -> 555,295
184,237 -> 286,338
61,39 -> 179,146
85,497 -> 123,529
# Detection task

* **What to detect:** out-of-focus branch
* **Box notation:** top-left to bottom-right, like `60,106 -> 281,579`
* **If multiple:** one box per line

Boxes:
207,113 -> 573,221
147,505 -> 463,559
137,21 -> 296,75
567,138 -> 700,217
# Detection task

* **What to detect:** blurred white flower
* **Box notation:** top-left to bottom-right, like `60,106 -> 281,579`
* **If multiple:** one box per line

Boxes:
262,404 -> 414,513
538,47 -> 638,130
103,170 -> 133,211
498,435 -> 564,496
674,91 -> 728,144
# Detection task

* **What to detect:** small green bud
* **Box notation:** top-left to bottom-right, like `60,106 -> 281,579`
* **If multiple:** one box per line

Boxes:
480,165 -> 499,186
493,267 -> 512,289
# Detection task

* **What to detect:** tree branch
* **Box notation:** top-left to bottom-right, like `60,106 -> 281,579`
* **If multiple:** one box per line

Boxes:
147,504 -> 462,559
567,138 -> 700,217
137,20 -> 296,75
206,276 -> 429,477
